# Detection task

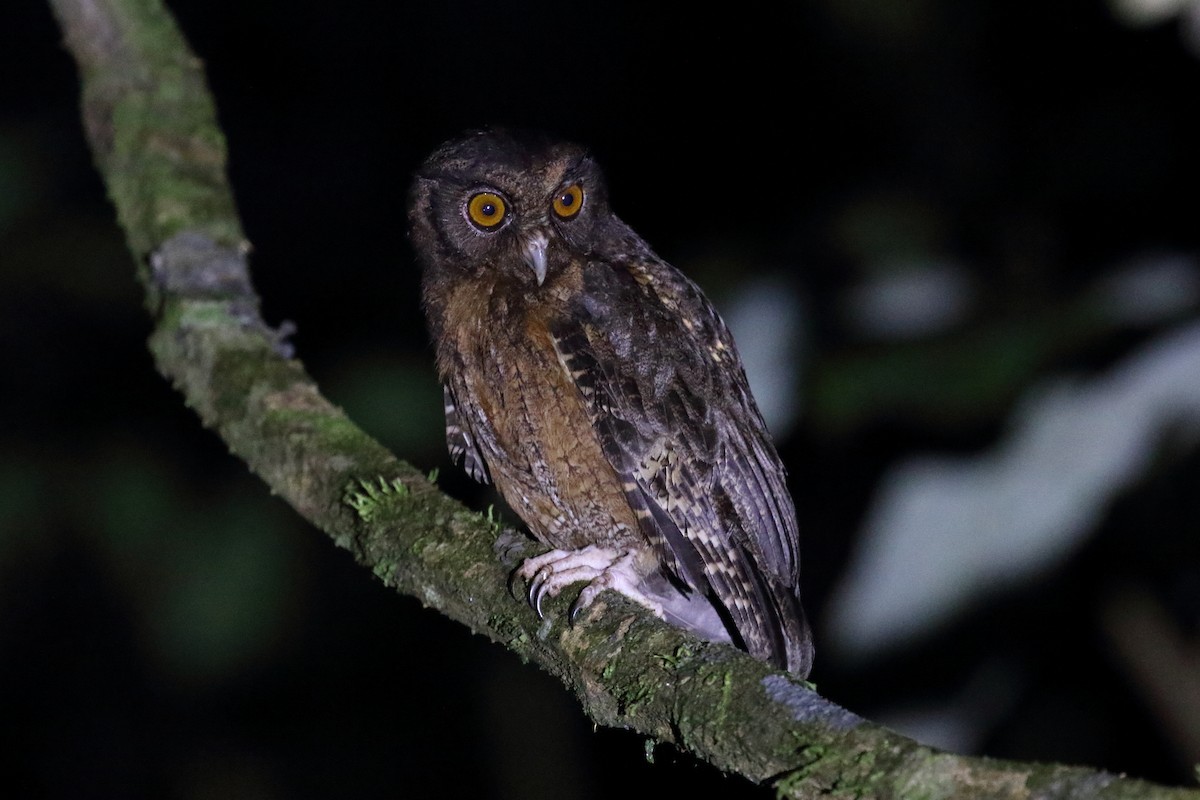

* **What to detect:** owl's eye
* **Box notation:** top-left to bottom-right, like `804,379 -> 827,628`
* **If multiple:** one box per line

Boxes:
466,191 -> 509,230
551,184 -> 584,220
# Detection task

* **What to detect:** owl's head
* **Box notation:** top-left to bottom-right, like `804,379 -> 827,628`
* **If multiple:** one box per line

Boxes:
409,128 -> 615,289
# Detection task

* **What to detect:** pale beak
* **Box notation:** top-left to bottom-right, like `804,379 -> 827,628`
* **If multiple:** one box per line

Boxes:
523,231 -> 549,285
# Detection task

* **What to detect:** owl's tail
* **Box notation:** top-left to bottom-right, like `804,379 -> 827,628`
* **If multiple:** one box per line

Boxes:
765,575 -> 815,678
726,545 -> 814,678
642,558 -> 812,677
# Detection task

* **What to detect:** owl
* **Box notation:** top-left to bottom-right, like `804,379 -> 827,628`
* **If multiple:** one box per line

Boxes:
409,128 -> 813,677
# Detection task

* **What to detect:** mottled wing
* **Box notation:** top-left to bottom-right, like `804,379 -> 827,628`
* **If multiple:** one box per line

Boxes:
443,383 -> 491,484
553,245 -> 813,675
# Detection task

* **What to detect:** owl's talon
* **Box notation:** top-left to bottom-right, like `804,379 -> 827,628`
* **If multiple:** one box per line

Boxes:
514,546 -> 616,622
530,572 -> 552,619
506,568 -> 522,601
525,570 -> 540,605
570,582 -> 605,624
512,545 -> 669,630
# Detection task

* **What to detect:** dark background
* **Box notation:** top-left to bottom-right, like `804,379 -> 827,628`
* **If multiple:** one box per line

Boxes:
3,1 -> 1199,797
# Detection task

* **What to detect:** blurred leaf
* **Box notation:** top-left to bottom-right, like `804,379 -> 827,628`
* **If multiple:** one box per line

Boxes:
809,299 -> 1106,434
0,456 -> 47,572
90,445 -> 306,685
827,320 -> 1200,657
326,353 -> 445,459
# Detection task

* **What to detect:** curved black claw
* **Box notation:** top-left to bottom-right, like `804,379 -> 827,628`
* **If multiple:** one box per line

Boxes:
506,567 -> 524,601
493,529 -> 531,569
568,597 -> 585,627
529,569 -> 550,619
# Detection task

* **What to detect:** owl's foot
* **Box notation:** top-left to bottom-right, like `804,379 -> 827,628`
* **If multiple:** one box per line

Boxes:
514,545 -> 661,623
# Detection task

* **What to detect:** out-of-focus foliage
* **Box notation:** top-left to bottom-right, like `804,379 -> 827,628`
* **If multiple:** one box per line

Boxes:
830,320 -> 1200,655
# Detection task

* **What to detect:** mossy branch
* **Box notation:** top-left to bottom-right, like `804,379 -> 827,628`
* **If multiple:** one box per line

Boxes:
46,0 -> 1199,797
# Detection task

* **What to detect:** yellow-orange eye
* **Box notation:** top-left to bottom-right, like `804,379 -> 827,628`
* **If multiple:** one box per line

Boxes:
466,192 -> 508,230
552,184 -> 584,219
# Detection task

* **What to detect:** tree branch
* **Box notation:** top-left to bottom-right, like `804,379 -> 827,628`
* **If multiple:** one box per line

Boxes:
46,0 -> 1200,796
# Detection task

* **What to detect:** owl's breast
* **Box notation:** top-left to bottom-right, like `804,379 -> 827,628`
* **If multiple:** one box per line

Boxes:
440,280 -> 642,552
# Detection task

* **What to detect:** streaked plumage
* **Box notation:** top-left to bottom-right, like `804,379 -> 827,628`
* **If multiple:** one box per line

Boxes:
409,129 -> 813,676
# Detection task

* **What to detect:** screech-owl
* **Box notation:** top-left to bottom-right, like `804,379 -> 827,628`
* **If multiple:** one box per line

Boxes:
409,128 -> 813,677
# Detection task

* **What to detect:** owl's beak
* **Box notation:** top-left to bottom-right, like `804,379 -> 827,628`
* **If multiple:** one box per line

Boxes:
523,232 -> 549,285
